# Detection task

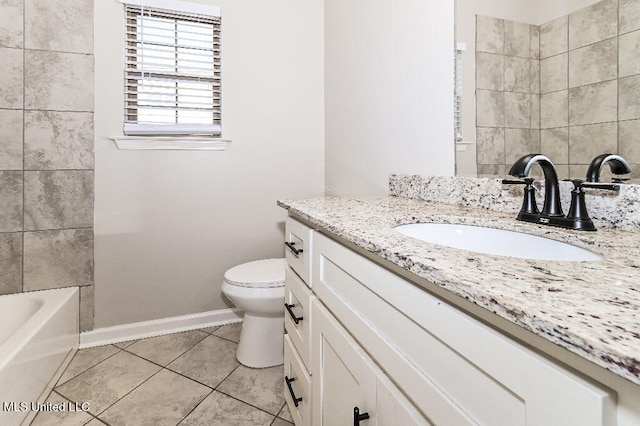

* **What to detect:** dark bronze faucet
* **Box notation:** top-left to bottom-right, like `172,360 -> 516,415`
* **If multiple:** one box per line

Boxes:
507,154 -> 564,218
586,154 -> 631,182
503,154 -> 620,231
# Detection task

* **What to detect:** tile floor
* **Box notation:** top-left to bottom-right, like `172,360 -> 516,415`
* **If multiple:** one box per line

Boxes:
30,323 -> 294,426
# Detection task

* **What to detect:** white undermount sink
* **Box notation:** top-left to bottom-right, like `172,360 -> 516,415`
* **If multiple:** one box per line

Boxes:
394,223 -> 602,262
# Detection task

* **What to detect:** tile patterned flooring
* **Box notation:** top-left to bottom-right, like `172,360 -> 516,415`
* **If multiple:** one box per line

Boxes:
30,323 -> 294,426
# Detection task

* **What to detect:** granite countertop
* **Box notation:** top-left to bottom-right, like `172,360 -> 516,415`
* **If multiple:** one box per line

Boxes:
277,195 -> 640,386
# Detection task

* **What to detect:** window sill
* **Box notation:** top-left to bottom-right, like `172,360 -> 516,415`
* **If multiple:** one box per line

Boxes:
109,136 -> 231,151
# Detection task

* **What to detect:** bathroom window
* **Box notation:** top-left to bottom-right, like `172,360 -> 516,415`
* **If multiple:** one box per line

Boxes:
454,43 -> 464,142
122,0 -> 221,138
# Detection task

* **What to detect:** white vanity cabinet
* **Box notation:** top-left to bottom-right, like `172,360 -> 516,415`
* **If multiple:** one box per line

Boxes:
283,214 -> 630,425
284,218 -> 315,425
311,232 -> 616,426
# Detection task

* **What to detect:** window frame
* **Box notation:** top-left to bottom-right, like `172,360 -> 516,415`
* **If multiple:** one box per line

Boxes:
112,0 -> 229,150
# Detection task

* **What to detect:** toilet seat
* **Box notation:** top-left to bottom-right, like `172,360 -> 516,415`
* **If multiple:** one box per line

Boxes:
224,258 -> 286,288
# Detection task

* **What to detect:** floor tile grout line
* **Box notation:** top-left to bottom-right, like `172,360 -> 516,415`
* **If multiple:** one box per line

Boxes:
175,388 -> 216,426
118,331 -> 211,368
37,389 -> 104,426
205,388 -> 281,421
90,364 -> 166,421
54,345 -> 125,388
47,325 -> 252,425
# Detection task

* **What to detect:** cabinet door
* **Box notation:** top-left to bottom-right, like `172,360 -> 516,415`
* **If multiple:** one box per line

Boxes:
285,217 -> 313,285
376,373 -> 432,426
284,335 -> 312,426
311,299 -> 430,426
285,266 -> 313,368
312,299 -> 377,426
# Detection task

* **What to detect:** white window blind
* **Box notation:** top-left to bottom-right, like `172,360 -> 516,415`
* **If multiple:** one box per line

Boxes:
454,43 -> 465,142
123,2 -> 221,136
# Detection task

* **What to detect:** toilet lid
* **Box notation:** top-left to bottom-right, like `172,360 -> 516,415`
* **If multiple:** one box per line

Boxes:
224,258 -> 286,288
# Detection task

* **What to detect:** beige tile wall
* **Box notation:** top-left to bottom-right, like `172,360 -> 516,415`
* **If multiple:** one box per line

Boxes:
476,0 -> 640,180
0,0 -> 95,331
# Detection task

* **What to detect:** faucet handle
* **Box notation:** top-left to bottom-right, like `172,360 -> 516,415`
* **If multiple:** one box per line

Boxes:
501,178 -> 535,185
565,180 -> 620,231
579,181 -> 620,191
502,178 -> 539,217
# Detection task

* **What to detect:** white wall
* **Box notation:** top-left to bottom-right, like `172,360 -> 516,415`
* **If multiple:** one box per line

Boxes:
94,0 -> 324,327
324,0 -> 456,196
537,0 -> 602,24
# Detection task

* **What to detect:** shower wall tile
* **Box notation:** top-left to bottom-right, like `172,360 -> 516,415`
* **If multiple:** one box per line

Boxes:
24,111 -> 94,170
476,16 -> 504,54
568,38 -> 617,88
0,109 -> 23,170
476,90 -> 504,127
530,24 -> 540,59
530,129 -> 541,153
569,164 -> 589,179
619,30 -> 640,78
0,0 -> 23,48
620,0 -> 640,34
505,92 -> 530,128
24,0 -> 93,54
24,50 -> 94,112
540,53 -> 568,94
505,128 -> 531,164
504,56 -> 531,92
541,127 -> 569,163
568,80 -> 617,125
619,119 -> 640,163
569,122 -> 617,163
540,16 -> 568,59
568,0 -> 618,50
530,94 -> 540,129
619,74 -> 640,120
476,53 -> 503,90
478,3 -> 640,179
0,171 -> 22,232
80,284 -> 94,332
476,127 -> 505,164
0,47 -> 23,109
24,170 -> 94,231
0,0 -> 95,329
504,20 -> 530,58
554,164 -> 570,180
23,228 -> 94,291
529,59 -> 540,93
540,90 -> 568,129
477,164 -> 506,177
0,232 -> 22,295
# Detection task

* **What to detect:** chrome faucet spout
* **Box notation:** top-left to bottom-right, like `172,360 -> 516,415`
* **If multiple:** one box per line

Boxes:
508,154 -> 563,217
586,154 -> 631,182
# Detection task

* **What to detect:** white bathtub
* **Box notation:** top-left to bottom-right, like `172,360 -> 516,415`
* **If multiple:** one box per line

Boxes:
0,287 -> 79,426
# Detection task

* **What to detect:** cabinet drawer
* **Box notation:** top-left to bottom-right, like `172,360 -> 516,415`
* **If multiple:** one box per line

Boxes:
285,217 -> 313,286
285,266 -> 314,370
313,233 -> 615,426
284,335 -> 312,426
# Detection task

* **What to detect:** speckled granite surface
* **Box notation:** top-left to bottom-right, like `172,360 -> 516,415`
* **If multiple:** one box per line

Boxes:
278,176 -> 640,386
389,175 -> 640,231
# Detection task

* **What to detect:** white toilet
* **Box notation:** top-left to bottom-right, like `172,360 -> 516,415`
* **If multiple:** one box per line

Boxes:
221,258 -> 286,368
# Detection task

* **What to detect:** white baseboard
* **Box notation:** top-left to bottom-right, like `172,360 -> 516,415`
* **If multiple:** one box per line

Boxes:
80,308 -> 243,349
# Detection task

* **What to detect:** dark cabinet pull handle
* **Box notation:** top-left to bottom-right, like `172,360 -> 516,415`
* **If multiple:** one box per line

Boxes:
285,241 -> 303,255
284,303 -> 303,324
285,376 -> 303,407
354,407 -> 370,425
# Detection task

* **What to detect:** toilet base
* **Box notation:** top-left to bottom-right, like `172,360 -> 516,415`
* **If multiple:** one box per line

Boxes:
236,314 -> 284,368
